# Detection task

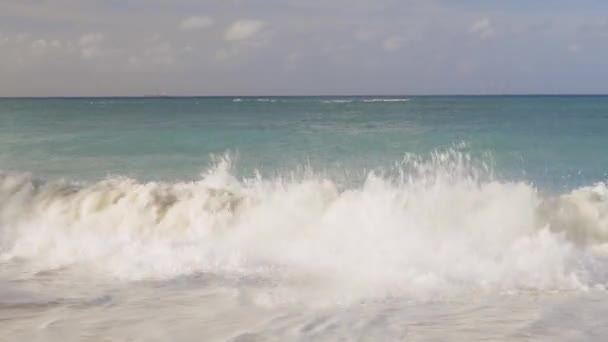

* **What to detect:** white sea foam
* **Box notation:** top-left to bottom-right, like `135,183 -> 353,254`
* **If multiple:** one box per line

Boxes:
1,151 -> 608,302
362,98 -> 410,102
321,99 -> 354,104
321,98 -> 409,104
232,98 -> 278,103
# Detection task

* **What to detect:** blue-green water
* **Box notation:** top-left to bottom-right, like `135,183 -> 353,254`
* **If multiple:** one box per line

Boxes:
3,96 -> 608,341
1,96 -> 606,189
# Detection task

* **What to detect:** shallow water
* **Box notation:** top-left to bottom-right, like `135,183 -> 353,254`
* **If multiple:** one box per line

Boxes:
2,96 -> 608,340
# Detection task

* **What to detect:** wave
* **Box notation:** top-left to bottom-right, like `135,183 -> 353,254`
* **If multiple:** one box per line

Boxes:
362,98 -> 410,103
321,99 -> 354,104
2,150 -> 608,301
232,98 -> 278,103
321,98 -> 410,104
230,98 -> 409,104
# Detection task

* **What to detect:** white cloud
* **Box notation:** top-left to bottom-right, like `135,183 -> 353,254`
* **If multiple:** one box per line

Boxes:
469,18 -> 495,39
225,20 -> 265,41
79,33 -> 104,46
81,46 -> 101,59
179,16 -> 213,31
29,38 -> 62,54
382,35 -> 403,52
79,33 -> 105,59
31,39 -> 48,50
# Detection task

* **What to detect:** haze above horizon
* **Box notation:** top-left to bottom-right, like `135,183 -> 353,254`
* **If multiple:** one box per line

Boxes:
2,0 -> 608,97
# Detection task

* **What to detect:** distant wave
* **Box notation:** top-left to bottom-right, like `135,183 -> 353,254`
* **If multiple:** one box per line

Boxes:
321,98 -> 410,104
88,100 -> 122,105
233,98 -> 278,103
362,98 -> 410,103
230,98 -> 410,104
1,150 -> 608,300
321,99 -> 354,104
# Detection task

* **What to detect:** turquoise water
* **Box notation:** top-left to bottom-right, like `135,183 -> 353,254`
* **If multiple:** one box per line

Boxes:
1,96 -> 606,188
3,96 -> 608,340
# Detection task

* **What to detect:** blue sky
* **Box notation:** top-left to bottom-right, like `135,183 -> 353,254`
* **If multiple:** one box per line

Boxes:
1,0 -> 607,96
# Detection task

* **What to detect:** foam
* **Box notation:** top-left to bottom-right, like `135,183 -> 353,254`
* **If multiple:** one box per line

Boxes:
1,151 -> 608,301
362,98 -> 410,102
321,99 -> 354,103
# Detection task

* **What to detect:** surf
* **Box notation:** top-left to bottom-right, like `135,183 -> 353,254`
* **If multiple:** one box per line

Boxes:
1,150 -> 608,303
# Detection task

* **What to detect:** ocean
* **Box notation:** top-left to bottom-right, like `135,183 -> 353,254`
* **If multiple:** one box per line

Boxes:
1,96 -> 608,340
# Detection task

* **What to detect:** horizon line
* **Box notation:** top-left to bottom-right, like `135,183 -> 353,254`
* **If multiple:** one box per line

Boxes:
2,93 -> 608,99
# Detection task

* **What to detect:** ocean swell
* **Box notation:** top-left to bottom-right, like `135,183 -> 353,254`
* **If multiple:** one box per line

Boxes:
2,151 -> 608,301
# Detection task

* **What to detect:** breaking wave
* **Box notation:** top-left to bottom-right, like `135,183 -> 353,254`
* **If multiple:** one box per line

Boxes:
321,99 -> 354,104
321,98 -> 410,104
2,150 -> 608,301
362,98 -> 410,102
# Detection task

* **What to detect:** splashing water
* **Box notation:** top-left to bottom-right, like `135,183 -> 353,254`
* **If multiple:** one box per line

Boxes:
2,149 -> 608,308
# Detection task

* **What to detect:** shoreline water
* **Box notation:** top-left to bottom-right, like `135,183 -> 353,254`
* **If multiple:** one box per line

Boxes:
2,96 -> 608,340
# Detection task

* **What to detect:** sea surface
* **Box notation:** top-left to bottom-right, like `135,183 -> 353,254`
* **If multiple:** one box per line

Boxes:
1,96 -> 608,341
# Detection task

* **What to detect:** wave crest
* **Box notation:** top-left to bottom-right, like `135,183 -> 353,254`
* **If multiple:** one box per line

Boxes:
2,151 -> 608,300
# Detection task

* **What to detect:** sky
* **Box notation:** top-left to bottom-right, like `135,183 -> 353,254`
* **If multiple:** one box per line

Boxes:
2,0 -> 608,96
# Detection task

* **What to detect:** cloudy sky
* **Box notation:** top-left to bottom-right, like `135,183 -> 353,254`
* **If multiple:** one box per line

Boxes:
2,0 -> 608,96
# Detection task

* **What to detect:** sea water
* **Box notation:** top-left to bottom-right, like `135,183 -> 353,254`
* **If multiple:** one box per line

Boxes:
1,96 -> 608,340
